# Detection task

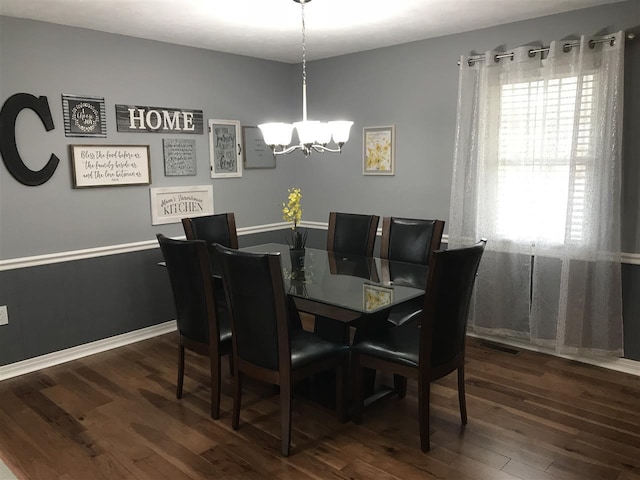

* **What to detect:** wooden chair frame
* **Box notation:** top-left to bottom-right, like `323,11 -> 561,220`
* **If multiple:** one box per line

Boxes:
327,211 -> 379,257
182,212 -> 239,248
218,248 -> 349,456
352,240 -> 486,452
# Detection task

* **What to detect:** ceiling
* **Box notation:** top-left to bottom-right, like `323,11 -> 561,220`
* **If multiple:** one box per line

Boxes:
0,0 -> 626,63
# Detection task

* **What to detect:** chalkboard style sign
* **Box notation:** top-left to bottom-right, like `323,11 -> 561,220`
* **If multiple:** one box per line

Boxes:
115,104 -> 203,134
62,94 -> 107,137
69,144 -> 151,188
208,119 -> 243,178
243,126 -> 275,169
163,138 -> 196,176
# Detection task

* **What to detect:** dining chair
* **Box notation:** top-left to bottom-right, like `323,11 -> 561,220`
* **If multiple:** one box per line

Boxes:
182,212 -> 239,248
214,244 -> 350,456
380,217 -> 445,327
351,239 -> 486,452
327,211 -> 379,257
182,212 -> 239,308
156,234 -> 232,420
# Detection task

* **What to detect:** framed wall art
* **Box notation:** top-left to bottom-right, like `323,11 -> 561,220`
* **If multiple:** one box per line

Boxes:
69,144 -> 150,188
62,94 -> 107,137
163,138 -> 197,176
243,126 -> 275,169
149,185 -> 214,225
363,125 -> 395,175
208,119 -> 243,178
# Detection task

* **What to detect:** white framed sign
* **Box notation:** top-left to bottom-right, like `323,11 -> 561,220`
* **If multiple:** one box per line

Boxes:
149,185 -> 214,225
69,145 -> 150,188
208,119 -> 243,178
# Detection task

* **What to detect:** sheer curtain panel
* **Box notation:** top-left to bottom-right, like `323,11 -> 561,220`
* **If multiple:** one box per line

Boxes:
449,33 -> 624,356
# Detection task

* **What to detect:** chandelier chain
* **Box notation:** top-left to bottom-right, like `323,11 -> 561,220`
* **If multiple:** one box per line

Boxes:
301,0 -> 307,116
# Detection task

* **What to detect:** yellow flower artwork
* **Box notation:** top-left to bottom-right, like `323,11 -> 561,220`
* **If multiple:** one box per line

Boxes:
363,284 -> 394,312
363,126 -> 395,175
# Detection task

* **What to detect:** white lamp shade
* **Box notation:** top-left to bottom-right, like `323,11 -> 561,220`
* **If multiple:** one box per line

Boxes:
329,121 -> 354,143
258,122 -> 294,146
293,120 -> 321,145
315,122 -> 332,145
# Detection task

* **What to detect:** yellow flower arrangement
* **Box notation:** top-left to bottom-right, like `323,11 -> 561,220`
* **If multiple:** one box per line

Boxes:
282,187 -> 307,249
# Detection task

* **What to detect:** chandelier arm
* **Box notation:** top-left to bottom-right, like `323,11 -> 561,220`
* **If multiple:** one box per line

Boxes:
311,144 -> 341,154
270,144 -> 303,156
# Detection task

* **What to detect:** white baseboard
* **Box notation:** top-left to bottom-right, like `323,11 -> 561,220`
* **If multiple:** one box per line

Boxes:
468,332 -> 640,377
0,320 -> 177,381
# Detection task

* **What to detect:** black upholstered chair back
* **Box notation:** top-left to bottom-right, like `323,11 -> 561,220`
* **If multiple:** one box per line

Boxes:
381,217 -> 445,266
327,212 -> 379,257
215,245 -> 289,371
421,240 -> 486,368
182,213 -> 238,248
157,234 -> 212,344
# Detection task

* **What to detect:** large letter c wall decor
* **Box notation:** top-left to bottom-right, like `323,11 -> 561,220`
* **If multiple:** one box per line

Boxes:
0,93 -> 60,186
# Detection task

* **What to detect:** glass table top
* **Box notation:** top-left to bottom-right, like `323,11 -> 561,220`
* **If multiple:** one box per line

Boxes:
242,243 -> 428,315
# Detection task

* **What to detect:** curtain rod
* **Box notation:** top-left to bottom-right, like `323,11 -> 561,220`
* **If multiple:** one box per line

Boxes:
458,33 -> 633,66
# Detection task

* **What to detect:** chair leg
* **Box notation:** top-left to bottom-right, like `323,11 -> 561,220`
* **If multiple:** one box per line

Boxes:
210,354 -> 221,420
352,355 -> 364,425
280,379 -> 292,457
228,353 -> 234,376
176,345 -> 185,399
393,374 -> 407,399
336,359 -> 348,423
232,370 -> 242,430
418,379 -> 431,452
458,365 -> 468,425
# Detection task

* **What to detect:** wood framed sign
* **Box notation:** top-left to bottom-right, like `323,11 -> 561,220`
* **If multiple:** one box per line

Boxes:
208,119 -> 243,178
149,185 -> 214,225
62,94 -> 107,137
115,104 -> 204,134
69,144 -> 151,188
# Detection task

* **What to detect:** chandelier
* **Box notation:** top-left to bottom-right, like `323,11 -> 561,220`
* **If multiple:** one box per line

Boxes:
258,0 -> 353,157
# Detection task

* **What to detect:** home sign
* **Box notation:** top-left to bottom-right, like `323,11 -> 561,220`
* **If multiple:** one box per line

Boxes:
115,104 -> 204,134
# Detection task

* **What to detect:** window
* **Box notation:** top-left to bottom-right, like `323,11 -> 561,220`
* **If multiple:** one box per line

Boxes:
495,74 -> 594,245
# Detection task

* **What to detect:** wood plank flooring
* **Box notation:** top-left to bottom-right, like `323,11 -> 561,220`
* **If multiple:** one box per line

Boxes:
0,333 -> 638,480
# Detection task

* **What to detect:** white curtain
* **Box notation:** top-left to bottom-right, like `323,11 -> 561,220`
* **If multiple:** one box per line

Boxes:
450,33 -> 625,356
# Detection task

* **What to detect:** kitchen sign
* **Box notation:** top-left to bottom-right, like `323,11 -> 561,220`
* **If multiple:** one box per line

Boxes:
149,185 -> 214,225
115,104 -> 204,134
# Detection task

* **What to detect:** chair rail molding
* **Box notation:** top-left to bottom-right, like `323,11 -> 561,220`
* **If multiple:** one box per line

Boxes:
0,222 -> 289,271
1,221 -> 638,272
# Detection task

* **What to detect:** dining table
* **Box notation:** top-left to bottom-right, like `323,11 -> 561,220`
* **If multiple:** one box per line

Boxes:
241,242 -> 428,338
160,241 -> 430,408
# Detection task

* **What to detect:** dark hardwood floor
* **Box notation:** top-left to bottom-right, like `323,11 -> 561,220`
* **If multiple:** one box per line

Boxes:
0,332 -> 638,480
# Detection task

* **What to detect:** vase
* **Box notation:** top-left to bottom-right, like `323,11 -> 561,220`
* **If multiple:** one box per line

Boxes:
289,248 -> 306,280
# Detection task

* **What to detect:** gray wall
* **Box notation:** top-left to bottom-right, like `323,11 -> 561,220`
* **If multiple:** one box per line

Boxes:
1,1 -> 640,365
297,0 -> 640,244
0,17 -> 298,259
